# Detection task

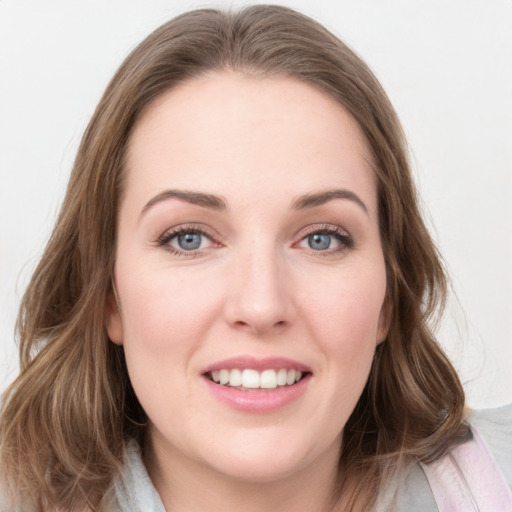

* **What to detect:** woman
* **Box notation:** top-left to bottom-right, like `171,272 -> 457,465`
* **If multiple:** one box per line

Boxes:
1,5 -> 510,512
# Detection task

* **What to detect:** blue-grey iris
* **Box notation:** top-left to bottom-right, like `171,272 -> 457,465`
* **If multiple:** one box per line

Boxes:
178,233 -> 202,250
308,233 -> 331,250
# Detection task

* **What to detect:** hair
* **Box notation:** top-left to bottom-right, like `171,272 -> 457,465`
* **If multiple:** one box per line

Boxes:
0,5 -> 469,512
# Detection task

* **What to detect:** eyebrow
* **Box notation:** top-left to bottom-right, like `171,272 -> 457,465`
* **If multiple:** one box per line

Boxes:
139,187 -> 368,219
292,189 -> 368,214
140,189 -> 227,218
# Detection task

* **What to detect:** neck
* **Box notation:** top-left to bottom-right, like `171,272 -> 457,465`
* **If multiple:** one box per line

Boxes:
143,435 -> 344,512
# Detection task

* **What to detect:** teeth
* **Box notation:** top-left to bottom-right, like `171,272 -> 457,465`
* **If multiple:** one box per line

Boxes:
242,369 -> 260,388
229,369 -> 242,387
209,368 -> 306,389
219,369 -> 230,385
260,369 -> 277,389
277,368 -> 287,386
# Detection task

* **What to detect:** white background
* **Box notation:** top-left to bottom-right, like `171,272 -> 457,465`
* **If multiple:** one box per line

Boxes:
1,0 -> 511,408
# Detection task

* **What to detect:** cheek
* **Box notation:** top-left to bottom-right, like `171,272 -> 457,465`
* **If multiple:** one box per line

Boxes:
299,259 -> 386,399
116,261 -> 221,352
304,268 -> 386,344
115,264 -> 222,416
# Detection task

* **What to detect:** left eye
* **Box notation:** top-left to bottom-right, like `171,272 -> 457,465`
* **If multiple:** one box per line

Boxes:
297,228 -> 351,252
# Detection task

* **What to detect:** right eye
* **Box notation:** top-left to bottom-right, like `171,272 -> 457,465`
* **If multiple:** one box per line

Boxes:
171,232 -> 209,251
157,225 -> 219,257
304,232 -> 335,251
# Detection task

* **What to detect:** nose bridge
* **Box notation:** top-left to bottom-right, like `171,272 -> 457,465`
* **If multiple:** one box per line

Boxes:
225,237 -> 292,333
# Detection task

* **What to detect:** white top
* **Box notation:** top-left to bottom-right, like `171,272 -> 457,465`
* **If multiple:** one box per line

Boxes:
112,405 -> 512,511
1,406 -> 510,511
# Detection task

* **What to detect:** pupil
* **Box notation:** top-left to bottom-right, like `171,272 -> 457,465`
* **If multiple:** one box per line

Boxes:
308,233 -> 331,250
178,233 -> 201,250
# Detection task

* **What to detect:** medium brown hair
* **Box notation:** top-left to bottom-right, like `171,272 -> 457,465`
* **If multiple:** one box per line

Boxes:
0,5 -> 468,511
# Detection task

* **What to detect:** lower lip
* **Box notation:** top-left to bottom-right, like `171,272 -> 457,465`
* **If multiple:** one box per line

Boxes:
202,375 -> 311,413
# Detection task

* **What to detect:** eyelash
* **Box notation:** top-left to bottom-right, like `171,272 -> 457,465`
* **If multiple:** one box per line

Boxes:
296,224 -> 354,255
155,223 -> 354,257
156,224 -> 218,258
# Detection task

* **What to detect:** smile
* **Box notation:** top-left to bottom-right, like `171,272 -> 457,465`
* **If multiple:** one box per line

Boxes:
202,357 -> 312,412
208,368 -> 306,390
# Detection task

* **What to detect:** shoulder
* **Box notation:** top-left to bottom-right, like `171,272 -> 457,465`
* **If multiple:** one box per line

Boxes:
395,404 -> 512,511
469,403 -> 512,487
394,459 -> 438,511
111,439 -> 165,512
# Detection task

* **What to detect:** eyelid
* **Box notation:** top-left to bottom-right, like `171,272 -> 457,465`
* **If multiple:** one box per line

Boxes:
294,223 -> 354,253
297,223 -> 348,236
154,222 -> 353,257
156,223 -> 222,257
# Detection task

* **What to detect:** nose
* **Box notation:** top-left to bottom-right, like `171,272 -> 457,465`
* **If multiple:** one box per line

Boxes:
223,244 -> 294,335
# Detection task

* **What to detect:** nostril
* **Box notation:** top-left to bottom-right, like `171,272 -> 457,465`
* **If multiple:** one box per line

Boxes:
231,318 -> 288,335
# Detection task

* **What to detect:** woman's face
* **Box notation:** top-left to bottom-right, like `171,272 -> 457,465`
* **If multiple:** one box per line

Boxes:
107,72 -> 388,483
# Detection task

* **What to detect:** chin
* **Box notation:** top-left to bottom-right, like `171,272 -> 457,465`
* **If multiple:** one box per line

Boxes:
198,425 -> 341,485
208,450 -> 312,484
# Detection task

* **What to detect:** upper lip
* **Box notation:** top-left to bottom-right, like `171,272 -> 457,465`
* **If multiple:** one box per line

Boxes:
201,356 -> 312,374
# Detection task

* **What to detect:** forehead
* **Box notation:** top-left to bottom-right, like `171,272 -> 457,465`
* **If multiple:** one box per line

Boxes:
124,72 -> 377,215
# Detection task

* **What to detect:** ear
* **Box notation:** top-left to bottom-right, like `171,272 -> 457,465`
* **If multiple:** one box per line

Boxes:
376,294 -> 392,345
106,289 -> 124,345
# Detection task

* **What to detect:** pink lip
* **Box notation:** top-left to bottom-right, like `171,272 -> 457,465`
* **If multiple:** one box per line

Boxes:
202,375 -> 311,413
201,356 -> 311,374
201,356 -> 312,414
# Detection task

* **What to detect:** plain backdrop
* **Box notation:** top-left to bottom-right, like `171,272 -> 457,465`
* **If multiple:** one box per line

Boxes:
1,0 -> 511,408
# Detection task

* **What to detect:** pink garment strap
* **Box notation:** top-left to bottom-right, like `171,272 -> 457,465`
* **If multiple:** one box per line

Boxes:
420,427 -> 512,511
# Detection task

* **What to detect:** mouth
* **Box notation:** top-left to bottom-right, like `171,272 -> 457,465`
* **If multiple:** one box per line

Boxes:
205,368 -> 310,391
201,358 -> 312,412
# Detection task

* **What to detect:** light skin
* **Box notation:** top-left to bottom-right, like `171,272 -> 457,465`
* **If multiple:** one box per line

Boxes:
107,72 -> 389,512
